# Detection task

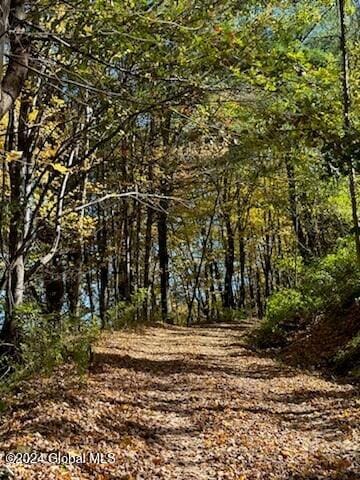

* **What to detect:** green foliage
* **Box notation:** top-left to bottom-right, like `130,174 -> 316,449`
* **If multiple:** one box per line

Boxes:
302,243 -> 360,311
106,289 -> 148,329
266,289 -> 306,324
0,399 -> 7,413
255,241 -> 360,349
219,308 -> 247,323
12,303 -> 99,378
255,289 -> 306,348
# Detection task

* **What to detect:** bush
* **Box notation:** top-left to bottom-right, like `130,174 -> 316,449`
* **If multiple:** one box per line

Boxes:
106,289 -> 148,329
266,289 -> 306,325
302,244 -> 360,312
9,303 -> 99,378
254,240 -> 360,349
254,289 -> 306,348
219,308 -> 247,323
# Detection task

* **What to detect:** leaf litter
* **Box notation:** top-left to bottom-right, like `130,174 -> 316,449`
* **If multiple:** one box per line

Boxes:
0,324 -> 359,479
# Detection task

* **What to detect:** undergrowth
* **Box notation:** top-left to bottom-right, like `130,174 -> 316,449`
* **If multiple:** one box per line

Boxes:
253,240 -> 360,373
334,333 -> 360,376
0,302 -> 99,403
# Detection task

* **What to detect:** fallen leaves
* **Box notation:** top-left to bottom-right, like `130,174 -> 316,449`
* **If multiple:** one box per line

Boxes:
0,325 -> 359,479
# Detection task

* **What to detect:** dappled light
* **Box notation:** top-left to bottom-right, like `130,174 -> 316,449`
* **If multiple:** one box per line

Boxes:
1,326 -> 359,479
1,0 -> 360,478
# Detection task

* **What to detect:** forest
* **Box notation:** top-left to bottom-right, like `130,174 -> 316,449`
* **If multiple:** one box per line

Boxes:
0,1 -> 359,479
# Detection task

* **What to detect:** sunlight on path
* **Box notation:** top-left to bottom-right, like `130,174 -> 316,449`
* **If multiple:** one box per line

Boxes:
1,325 -> 359,479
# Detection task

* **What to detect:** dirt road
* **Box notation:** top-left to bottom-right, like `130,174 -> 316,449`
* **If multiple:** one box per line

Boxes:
0,325 -> 359,479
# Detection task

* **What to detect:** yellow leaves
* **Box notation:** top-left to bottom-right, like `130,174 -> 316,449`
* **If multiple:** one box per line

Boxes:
28,109 -> 38,123
54,20 -> 66,35
34,143 -> 69,175
50,96 -> 65,108
52,163 -> 69,175
341,409 -> 352,419
84,25 -> 93,35
153,146 -> 165,160
58,472 -> 73,480
86,181 -> 103,194
67,448 -> 82,457
39,196 -> 56,219
80,215 -> 97,238
40,146 -> 58,160
63,212 -> 97,238
5,150 -> 23,162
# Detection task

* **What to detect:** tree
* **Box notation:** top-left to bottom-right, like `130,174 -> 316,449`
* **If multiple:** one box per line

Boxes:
0,0 -> 29,118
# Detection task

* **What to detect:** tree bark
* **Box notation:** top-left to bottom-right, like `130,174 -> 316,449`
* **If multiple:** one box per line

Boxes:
238,231 -> 246,309
158,191 -> 171,323
0,0 -> 30,119
143,205 -> 153,320
223,213 -> 235,309
285,157 -> 311,263
2,108 -> 24,341
44,255 -> 64,316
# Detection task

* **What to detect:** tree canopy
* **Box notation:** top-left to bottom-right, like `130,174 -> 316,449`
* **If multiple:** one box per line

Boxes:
0,0 -> 359,362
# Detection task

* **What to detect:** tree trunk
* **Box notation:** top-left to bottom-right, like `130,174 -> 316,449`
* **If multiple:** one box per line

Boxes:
255,267 -> 263,319
223,213 -> 235,309
2,108 -> 24,341
44,255 -> 64,316
285,157 -> 311,263
0,0 -> 30,119
98,212 -> 108,327
158,193 -> 171,323
143,205 -> 153,320
238,231 -> 246,309
66,249 -> 82,317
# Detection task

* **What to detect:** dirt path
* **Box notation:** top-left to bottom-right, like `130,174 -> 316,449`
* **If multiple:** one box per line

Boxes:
0,325 -> 359,479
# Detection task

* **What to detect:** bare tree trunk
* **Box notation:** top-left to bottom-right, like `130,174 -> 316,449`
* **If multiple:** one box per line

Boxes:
209,260 -> 218,319
222,178 -> 235,310
158,191 -> 171,323
98,211 -> 109,327
248,264 -> 256,314
44,255 -> 64,316
143,205 -> 153,320
186,192 -> 219,325
262,210 -> 274,299
238,231 -> 246,309
223,213 -> 235,309
255,266 -> 263,319
285,157 -> 311,263
85,248 -> 95,318
2,108 -> 24,340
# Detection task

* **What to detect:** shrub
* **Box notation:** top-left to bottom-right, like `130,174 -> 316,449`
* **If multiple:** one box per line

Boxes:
254,240 -> 360,350
302,244 -> 360,312
255,289 -> 306,348
220,308 -> 247,323
10,303 -> 99,378
106,289 -> 148,329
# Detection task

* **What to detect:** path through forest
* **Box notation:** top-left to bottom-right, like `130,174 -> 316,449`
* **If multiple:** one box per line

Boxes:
1,324 -> 359,479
